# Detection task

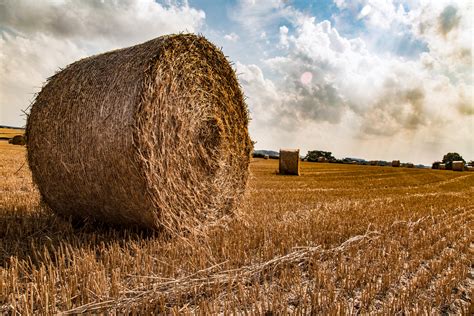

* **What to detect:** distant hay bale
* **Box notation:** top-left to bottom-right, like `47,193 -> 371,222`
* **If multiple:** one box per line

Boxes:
279,149 -> 300,175
467,166 -> 474,172
439,164 -> 446,170
392,160 -> 400,167
264,155 -> 269,160
26,34 -> 252,233
317,157 -> 327,163
10,135 -> 26,145
452,161 -> 464,171
406,163 -> 414,168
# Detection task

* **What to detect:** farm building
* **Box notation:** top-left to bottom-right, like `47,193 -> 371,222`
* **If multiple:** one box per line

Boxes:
279,149 -> 300,175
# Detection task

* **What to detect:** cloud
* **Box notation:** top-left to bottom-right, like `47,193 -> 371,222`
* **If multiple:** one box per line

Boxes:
238,11 -> 472,141
0,0 -> 205,46
335,0 -> 409,29
224,32 -> 239,42
438,5 -> 461,36
410,1 -> 472,70
229,0 -> 302,37
0,0 -> 205,126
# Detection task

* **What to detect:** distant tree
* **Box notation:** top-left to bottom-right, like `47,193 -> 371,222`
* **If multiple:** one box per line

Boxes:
469,160 -> 474,167
305,150 -> 335,162
432,161 -> 441,169
442,152 -> 465,170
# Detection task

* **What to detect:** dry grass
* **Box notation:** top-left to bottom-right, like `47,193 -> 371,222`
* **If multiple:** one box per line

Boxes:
1,141 -> 473,314
26,34 -> 251,233
0,128 -> 24,140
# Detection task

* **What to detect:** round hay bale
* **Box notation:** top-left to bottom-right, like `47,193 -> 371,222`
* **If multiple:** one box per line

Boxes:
26,34 -> 252,233
10,135 -> 26,145
279,149 -> 300,176
452,161 -> 464,172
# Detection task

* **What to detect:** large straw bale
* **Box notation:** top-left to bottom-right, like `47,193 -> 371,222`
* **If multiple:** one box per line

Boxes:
279,149 -> 300,175
452,161 -> 464,171
26,34 -> 252,233
439,164 -> 446,170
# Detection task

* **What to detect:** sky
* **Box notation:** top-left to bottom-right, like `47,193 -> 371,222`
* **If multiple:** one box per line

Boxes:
0,0 -> 472,164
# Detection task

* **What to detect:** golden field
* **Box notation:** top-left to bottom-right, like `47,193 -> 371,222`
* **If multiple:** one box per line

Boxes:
0,128 -> 24,140
0,141 -> 472,314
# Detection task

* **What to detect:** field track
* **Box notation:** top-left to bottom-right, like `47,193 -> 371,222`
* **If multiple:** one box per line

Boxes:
1,141 -> 472,314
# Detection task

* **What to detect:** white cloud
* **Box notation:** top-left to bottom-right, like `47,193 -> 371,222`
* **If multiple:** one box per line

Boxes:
229,0 -> 302,37
0,0 -> 205,126
336,0 -> 409,30
408,1 -> 472,75
278,25 -> 289,48
237,9 -> 473,163
224,32 -> 239,42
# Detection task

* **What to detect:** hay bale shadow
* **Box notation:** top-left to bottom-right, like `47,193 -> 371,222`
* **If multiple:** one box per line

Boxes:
0,204 -> 161,268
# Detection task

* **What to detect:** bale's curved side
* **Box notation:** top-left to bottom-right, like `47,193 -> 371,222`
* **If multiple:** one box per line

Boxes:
27,34 -> 252,233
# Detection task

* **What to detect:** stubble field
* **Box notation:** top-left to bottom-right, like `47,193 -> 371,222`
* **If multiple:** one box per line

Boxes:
0,141 -> 473,314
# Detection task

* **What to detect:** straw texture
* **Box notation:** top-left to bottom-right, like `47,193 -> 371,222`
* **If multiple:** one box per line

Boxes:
26,34 -> 252,233
279,149 -> 300,176
452,161 -> 464,172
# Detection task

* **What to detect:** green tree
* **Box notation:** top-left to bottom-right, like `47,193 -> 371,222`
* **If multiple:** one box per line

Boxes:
305,150 -> 335,162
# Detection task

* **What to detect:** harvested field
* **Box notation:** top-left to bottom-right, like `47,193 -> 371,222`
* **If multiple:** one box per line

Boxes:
0,127 -> 24,140
1,142 -> 473,314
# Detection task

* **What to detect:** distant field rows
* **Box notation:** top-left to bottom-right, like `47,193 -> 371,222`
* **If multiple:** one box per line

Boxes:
0,141 -> 472,314
0,128 -> 24,140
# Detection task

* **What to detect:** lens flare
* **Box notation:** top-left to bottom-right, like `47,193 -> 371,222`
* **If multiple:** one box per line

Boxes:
300,71 -> 313,85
